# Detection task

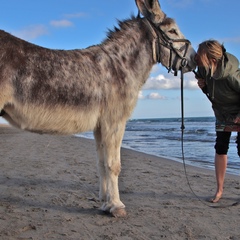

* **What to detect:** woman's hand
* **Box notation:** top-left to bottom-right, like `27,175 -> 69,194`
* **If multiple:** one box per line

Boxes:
197,78 -> 206,89
234,116 -> 240,124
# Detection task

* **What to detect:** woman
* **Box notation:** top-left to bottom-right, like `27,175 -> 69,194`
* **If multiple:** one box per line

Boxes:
195,40 -> 240,203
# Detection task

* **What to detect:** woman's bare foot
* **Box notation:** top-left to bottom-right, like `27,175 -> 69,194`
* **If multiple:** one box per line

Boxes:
209,194 -> 222,203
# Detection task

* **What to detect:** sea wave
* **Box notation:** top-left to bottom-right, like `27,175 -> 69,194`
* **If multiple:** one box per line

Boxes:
76,116 -> 240,175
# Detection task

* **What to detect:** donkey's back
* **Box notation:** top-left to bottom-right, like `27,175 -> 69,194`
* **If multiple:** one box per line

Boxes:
0,27 -> 140,134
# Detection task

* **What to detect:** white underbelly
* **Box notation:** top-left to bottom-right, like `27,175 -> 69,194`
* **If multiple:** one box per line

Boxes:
3,103 -> 99,135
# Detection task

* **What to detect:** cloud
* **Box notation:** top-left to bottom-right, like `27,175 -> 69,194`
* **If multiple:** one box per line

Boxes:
138,91 -> 145,99
143,72 -> 198,90
63,12 -> 87,19
220,37 -> 240,44
49,12 -> 87,29
150,64 -> 159,74
11,12 -> 85,41
50,20 -> 73,28
143,74 -> 176,89
146,93 -> 166,100
13,25 -> 48,40
138,91 -> 166,100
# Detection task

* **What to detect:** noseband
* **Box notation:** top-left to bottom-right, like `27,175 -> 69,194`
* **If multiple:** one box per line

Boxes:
143,18 -> 191,76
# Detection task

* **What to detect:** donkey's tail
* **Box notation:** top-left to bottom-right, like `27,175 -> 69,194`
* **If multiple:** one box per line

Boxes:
0,110 -> 5,116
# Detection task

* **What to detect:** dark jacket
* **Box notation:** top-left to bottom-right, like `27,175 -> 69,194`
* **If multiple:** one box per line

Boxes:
197,52 -> 240,123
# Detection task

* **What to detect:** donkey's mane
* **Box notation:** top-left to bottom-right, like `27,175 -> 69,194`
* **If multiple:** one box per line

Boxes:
104,15 -> 139,43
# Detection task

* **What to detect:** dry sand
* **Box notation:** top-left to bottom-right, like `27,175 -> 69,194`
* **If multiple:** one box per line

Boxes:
0,125 -> 240,240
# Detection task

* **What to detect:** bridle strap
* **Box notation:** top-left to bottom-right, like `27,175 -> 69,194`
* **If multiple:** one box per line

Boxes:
142,18 -> 159,63
142,18 -> 191,74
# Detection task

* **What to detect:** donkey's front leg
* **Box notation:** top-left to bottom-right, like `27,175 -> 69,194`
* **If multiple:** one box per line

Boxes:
98,121 -> 127,217
101,143 -> 126,217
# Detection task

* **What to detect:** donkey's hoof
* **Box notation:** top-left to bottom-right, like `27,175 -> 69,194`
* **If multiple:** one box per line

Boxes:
111,208 -> 127,218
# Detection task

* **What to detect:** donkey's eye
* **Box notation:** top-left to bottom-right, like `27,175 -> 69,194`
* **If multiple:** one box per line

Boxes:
169,29 -> 178,35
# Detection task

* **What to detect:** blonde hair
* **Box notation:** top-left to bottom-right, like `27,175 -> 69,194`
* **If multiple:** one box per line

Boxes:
196,40 -> 224,74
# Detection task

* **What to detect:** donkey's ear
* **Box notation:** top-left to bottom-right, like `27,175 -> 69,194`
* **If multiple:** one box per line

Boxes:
135,0 -> 165,24
135,0 -> 150,17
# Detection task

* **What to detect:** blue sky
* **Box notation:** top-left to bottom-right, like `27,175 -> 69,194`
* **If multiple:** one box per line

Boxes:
0,0 -> 240,120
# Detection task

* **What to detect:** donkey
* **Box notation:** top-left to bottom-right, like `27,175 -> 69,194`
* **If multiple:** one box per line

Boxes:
0,0 -> 196,217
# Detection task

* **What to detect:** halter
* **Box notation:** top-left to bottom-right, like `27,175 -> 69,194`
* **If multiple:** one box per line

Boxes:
143,18 -> 191,76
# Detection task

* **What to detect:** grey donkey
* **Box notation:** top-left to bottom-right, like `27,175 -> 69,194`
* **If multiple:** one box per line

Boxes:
0,0 -> 196,217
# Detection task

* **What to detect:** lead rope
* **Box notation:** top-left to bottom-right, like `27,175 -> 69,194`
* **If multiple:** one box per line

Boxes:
180,70 -> 203,202
180,70 -> 202,201
180,69 -> 239,208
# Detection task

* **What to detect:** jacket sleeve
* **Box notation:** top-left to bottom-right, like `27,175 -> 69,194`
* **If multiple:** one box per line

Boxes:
229,70 -> 240,119
229,70 -> 240,93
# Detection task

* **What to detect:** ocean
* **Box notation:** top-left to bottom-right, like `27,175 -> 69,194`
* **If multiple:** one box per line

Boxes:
77,117 -> 240,176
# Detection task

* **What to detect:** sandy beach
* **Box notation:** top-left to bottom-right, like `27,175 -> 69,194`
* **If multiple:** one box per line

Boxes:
0,125 -> 240,240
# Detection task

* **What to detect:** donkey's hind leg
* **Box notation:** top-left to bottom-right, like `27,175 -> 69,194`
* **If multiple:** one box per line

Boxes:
98,120 -> 127,217
94,126 -> 107,202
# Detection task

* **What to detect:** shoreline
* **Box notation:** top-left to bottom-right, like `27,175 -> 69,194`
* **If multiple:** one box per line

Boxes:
0,123 -> 237,179
77,132 -> 238,177
0,126 -> 240,239
2,121 -> 238,176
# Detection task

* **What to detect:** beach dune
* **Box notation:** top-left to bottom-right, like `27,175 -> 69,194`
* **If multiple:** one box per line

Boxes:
0,126 -> 240,239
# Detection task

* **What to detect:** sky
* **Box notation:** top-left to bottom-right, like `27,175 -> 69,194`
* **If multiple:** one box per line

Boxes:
0,0 -> 240,120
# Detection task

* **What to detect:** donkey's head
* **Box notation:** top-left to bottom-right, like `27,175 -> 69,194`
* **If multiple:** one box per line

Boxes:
136,0 -> 196,74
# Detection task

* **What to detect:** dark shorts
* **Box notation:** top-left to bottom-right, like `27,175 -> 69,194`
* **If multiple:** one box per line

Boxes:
215,131 -> 240,156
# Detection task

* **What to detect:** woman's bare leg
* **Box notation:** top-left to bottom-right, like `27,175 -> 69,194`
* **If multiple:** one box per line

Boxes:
211,153 -> 227,202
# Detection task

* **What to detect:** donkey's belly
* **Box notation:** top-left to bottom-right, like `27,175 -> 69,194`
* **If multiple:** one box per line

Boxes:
3,104 -> 99,135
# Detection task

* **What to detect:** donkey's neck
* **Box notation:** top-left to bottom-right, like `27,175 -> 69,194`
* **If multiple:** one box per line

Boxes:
100,18 -> 155,88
